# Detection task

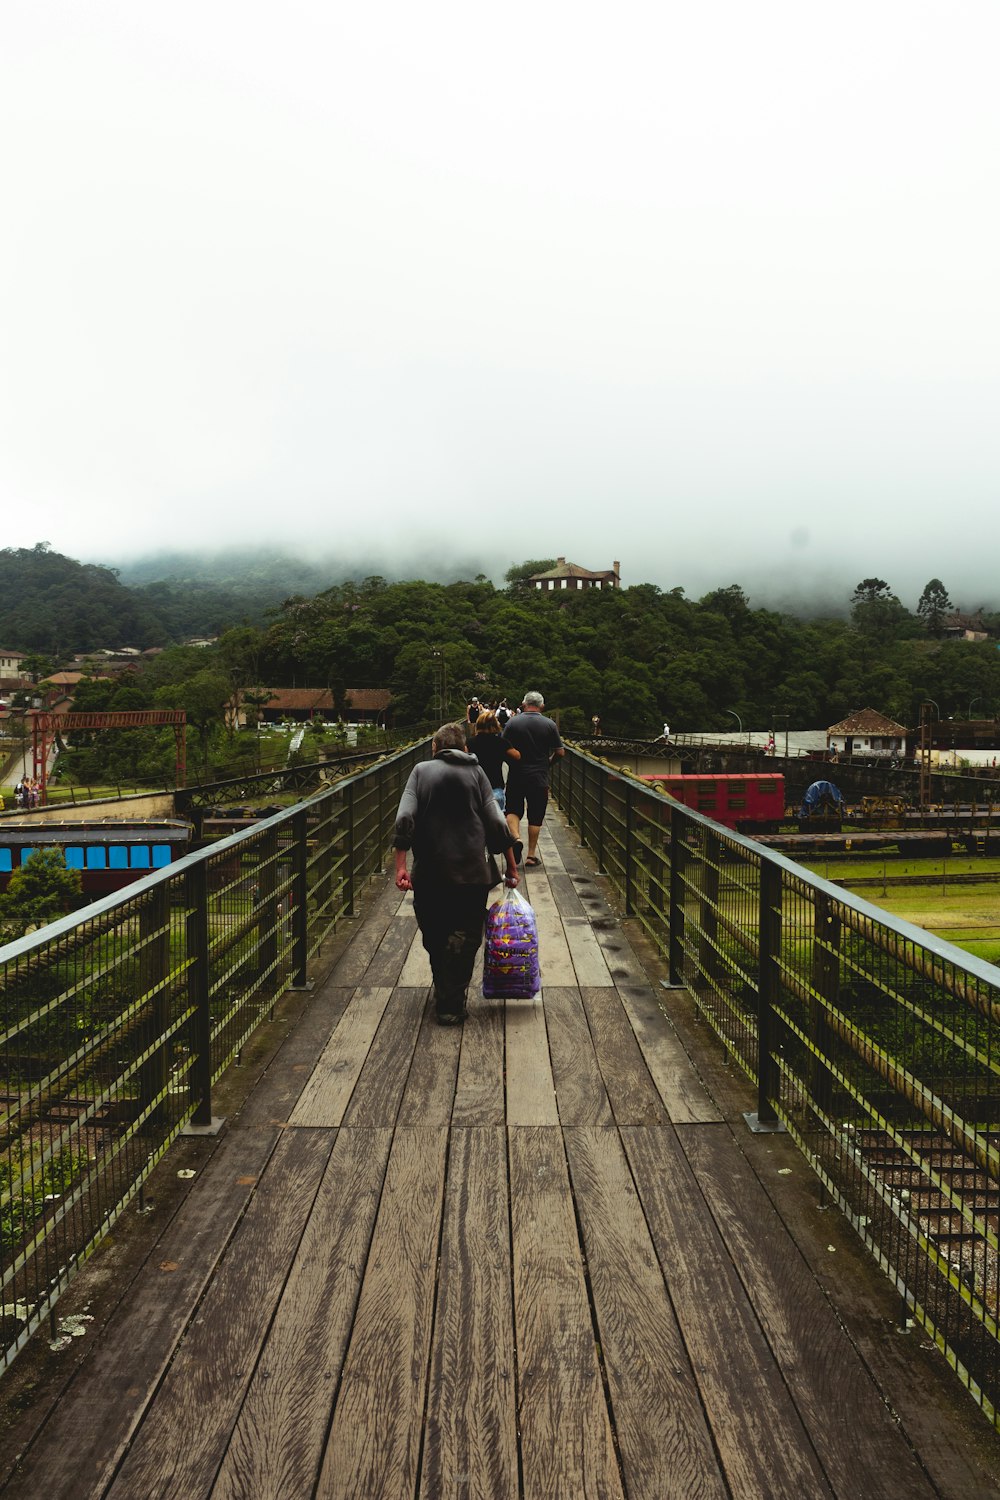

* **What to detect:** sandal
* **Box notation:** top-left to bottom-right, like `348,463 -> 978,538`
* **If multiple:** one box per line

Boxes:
525,855 -> 542,867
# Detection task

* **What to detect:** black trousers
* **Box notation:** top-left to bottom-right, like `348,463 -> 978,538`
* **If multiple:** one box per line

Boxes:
412,880 -> 490,1016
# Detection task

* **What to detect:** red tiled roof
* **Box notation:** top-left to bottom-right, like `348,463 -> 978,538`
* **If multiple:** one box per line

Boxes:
259,687 -> 392,713
530,560 -> 616,580
827,708 -> 908,736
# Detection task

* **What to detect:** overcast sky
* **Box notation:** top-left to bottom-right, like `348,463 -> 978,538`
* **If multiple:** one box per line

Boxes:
2,3 -> 998,611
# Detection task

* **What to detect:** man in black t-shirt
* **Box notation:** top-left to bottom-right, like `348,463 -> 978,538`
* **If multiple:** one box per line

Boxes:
501,691 -> 564,868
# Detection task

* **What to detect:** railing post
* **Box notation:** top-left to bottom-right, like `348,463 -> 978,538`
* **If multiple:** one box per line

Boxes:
623,778 -> 635,915
289,808 -> 310,988
745,859 -> 784,1132
137,884 -> 170,1128
258,827 -> 279,980
377,760 -> 387,849
313,796 -> 335,932
668,809 -> 685,984
345,781 -> 357,916
698,829 -> 721,984
810,892 -> 839,1122
185,861 -> 213,1127
580,759 -> 591,849
596,767 -> 606,872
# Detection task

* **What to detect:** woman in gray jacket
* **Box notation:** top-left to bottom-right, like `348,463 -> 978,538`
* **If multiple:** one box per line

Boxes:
394,722 -> 518,1025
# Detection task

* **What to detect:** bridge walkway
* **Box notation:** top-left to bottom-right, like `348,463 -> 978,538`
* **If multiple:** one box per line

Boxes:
1,812 -> 998,1498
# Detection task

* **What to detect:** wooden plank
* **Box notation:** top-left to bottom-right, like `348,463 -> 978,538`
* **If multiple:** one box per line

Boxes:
586,914 -> 647,985
398,916 -> 431,986
396,991 -> 462,1127
563,1128 -> 729,1499
676,1124 -> 940,1500
452,990 -> 506,1127
615,982 -> 722,1124
211,1127 -> 393,1500
620,1127 -> 835,1498
543,811 -> 721,1124
341,986 -> 426,1127
522,874 -> 575,985
314,1127 -> 448,1500
0,982 -> 347,1500
542,986 -> 614,1126
289,986 -> 393,1127
542,819 -> 612,921
505,996 -> 559,1126
326,878 -> 404,987
737,1129 -> 1000,1500
365,911 -> 420,987
509,1125 -> 624,1500
562,914 -> 613,986
545,868 -> 590,919
535,824 -> 566,872
578,986 -> 668,1125
107,1128 -> 336,1500
420,1128 -> 518,1498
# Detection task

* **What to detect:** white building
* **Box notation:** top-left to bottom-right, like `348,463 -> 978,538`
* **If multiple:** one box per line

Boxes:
826,708 -> 908,759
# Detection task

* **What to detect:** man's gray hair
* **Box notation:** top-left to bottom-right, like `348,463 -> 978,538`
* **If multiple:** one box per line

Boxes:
523,691 -> 545,708
432,722 -> 467,752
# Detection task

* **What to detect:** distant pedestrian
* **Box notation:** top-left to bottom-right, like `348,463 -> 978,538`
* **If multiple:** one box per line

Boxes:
591,714 -> 601,736
470,710 -> 507,811
502,691 -> 564,868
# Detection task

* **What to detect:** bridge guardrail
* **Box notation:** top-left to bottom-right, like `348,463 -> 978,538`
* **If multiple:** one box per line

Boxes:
0,738 -> 431,1371
553,745 -> 1000,1429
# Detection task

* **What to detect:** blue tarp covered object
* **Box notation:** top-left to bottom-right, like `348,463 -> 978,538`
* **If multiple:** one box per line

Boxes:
799,780 -> 846,819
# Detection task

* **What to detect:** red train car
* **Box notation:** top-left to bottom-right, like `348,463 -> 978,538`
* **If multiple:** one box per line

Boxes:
641,773 -> 785,833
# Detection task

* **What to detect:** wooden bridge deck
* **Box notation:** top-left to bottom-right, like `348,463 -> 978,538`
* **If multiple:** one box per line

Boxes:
2,812 -> 999,1498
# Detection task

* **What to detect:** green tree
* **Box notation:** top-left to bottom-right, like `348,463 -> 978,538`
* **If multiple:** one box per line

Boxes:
916,579 -> 952,637
504,559 -> 557,593
1,849 -> 84,921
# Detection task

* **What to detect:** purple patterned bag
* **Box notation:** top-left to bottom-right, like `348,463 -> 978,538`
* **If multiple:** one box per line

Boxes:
482,887 -> 541,999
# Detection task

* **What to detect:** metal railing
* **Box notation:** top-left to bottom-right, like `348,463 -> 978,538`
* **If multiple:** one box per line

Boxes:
0,739 -> 430,1370
553,746 -> 1000,1428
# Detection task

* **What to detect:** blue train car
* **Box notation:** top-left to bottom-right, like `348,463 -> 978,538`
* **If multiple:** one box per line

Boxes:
0,820 -> 193,895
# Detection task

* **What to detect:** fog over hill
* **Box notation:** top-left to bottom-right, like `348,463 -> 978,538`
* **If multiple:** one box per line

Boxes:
112,547 -> 998,624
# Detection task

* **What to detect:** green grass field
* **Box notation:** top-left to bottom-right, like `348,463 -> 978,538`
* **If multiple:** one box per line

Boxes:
800,855 -> 1000,966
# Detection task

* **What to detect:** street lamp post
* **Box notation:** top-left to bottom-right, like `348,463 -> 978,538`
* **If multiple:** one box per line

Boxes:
968,696 -> 982,720
725,709 -> 743,743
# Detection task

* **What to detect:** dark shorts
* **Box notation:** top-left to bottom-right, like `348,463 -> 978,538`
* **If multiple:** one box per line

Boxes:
505,776 -> 549,825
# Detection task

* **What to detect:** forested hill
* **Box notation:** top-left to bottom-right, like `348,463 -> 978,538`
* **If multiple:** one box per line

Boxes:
0,544 -> 320,652
0,545 -> 168,653
3,545 -> 999,737
253,574 -> 1000,734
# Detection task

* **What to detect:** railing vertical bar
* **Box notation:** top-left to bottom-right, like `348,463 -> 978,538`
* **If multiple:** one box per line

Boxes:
624,778 -> 635,916
754,860 -> 782,1127
290,809 -> 309,987
185,860 -> 213,1127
